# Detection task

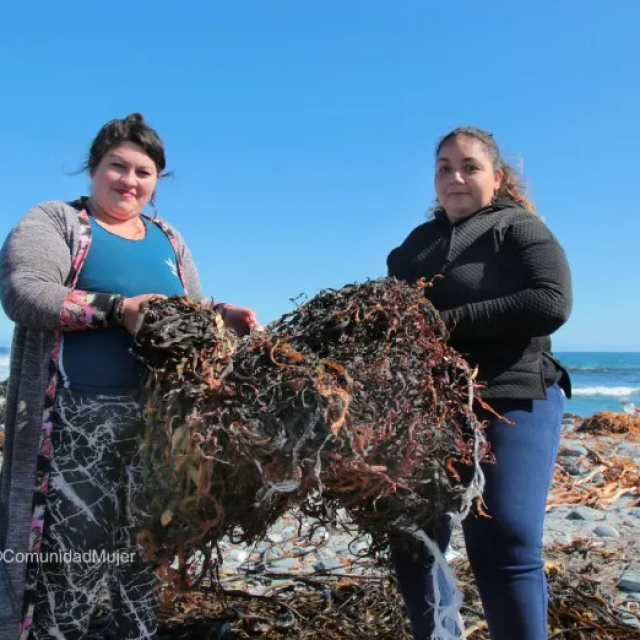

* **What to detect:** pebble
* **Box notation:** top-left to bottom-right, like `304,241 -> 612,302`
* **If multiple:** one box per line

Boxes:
593,523 -> 621,538
546,505 -> 574,518
267,533 -> 283,544
591,472 -> 604,486
545,520 -> 577,534
314,557 -> 345,573
559,443 -> 588,457
543,532 -> 573,547
618,570 -> 640,593
620,614 -> 640,629
566,506 -> 604,522
348,538 -> 371,555
615,443 -> 640,458
263,546 -> 284,561
268,556 -> 308,573
316,547 -> 338,561
224,549 -> 250,566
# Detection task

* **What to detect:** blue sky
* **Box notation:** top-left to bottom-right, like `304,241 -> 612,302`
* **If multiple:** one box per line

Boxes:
0,1 -> 638,351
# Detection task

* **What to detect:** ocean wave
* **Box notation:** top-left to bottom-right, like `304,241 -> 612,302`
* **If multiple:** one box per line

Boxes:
572,386 -> 640,397
568,366 -> 640,373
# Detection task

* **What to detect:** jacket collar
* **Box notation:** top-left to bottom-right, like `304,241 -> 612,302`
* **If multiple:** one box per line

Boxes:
434,198 -> 519,224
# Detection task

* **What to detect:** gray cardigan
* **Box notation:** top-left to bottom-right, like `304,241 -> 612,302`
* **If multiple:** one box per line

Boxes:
0,200 -> 202,639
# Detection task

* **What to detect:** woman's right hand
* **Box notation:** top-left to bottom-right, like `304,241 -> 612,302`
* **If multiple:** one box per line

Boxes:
122,294 -> 166,333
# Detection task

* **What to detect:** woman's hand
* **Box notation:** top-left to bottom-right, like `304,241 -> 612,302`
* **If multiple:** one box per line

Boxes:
122,294 -> 167,333
219,303 -> 262,336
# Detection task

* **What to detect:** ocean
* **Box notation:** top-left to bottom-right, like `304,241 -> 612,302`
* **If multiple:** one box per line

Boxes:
0,347 -> 638,418
558,352 -> 640,417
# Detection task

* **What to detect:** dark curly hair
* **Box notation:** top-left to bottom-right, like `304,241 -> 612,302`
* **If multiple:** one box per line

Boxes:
83,112 -> 168,177
433,126 -> 536,214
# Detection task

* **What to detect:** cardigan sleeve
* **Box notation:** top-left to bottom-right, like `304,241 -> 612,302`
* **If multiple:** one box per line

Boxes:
0,204 -> 123,331
163,223 -> 204,301
441,216 -> 572,340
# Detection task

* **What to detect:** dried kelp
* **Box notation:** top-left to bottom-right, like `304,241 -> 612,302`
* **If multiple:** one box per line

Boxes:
132,298 -> 350,584
578,412 -> 640,436
158,569 -> 412,640
132,278 -> 488,584
151,540 -> 640,640
271,279 -> 489,548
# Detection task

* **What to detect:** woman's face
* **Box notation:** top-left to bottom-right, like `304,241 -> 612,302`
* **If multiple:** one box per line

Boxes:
434,135 -> 503,222
90,142 -> 158,220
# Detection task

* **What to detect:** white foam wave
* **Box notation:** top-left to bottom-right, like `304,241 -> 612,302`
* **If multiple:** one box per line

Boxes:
573,386 -> 640,397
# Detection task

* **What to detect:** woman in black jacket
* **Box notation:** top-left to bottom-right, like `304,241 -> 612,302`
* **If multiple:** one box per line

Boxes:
388,126 -> 572,640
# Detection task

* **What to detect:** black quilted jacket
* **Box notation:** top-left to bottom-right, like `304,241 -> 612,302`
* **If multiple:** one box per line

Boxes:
387,200 -> 572,400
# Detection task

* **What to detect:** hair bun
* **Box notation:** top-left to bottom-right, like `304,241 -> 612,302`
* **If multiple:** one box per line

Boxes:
125,112 -> 145,126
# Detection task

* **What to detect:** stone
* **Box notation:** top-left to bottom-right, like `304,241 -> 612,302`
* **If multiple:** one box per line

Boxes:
618,570 -> 640,593
567,507 -> 604,522
224,549 -> 250,566
267,533 -> 283,544
313,557 -> 344,572
279,526 -> 297,539
545,505 -> 574,518
545,520 -> 578,534
314,547 -> 336,562
619,614 -> 640,629
621,519 -> 639,528
264,546 -> 284,560
590,472 -> 604,486
593,524 -> 621,538
543,532 -> 573,547
348,538 -> 371,555
267,556 -> 306,572
615,443 -> 640,458
559,444 -> 588,457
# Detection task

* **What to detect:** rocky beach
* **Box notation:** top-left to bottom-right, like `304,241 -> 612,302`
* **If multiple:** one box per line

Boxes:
1,383 -> 640,638
156,411 -> 640,639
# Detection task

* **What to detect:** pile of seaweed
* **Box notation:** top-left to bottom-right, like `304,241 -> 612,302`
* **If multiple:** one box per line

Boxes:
131,279 -> 488,585
577,411 -> 640,436
132,298 -> 350,585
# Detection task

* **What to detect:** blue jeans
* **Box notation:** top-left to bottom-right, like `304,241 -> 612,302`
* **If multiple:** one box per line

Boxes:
392,384 -> 564,640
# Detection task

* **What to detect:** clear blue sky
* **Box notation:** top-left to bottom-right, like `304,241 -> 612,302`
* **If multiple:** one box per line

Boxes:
0,1 -> 638,351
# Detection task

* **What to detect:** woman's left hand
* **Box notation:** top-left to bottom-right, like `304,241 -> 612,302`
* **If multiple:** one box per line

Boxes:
220,304 -> 262,335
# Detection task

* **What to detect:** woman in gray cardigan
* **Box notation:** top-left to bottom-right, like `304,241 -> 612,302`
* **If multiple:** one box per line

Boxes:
0,113 -> 259,640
